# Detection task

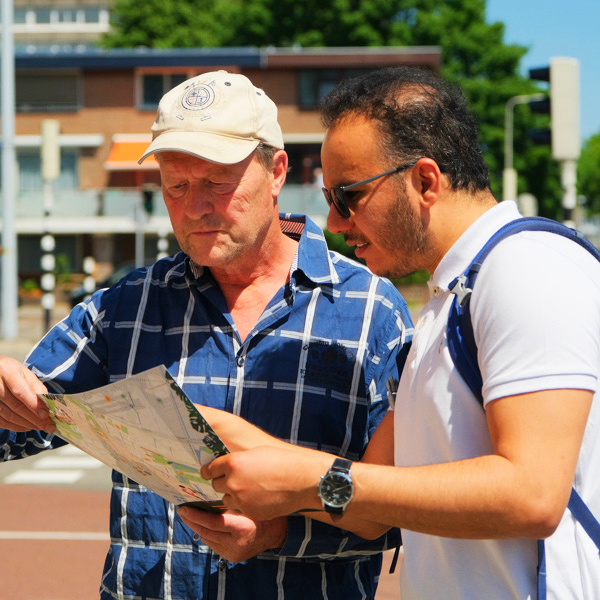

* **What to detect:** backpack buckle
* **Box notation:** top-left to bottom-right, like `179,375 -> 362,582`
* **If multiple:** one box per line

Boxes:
386,377 -> 398,409
449,274 -> 472,308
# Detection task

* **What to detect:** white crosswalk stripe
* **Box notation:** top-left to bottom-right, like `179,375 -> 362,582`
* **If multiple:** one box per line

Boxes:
2,445 -> 108,486
35,455 -> 105,469
4,469 -> 86,484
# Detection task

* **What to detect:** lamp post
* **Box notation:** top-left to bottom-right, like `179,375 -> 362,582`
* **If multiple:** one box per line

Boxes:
503,93 -> 545,202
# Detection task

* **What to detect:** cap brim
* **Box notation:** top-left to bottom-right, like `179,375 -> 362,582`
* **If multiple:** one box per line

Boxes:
138,131 -> 260,165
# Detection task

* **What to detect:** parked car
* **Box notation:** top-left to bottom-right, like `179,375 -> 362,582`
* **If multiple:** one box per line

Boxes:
68,262 -> 147,308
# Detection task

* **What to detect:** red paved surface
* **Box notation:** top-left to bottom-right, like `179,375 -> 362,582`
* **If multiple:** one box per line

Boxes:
0,484 -> 400,599
0,486 -> 110,600
377,549 -> 402,599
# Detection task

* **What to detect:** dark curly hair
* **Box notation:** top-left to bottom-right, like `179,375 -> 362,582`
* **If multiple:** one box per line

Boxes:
320,67 -> 490,194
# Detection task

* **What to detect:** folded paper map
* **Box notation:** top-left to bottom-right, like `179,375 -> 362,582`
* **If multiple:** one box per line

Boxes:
39,365 -> 228,510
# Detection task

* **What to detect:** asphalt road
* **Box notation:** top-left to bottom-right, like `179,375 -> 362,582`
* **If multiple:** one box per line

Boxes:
0,300 -> 402,599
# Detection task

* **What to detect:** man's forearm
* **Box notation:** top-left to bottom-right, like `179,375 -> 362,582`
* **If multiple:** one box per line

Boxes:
197,405 -> 289,452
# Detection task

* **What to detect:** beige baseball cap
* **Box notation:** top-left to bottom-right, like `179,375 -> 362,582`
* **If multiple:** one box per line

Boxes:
138,71 -> 284,166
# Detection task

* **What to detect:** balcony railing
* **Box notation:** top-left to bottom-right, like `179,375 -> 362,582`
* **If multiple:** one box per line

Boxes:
1,184 -> 330,224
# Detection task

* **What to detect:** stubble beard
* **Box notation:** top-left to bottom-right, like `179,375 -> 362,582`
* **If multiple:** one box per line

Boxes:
378,186 -> 430,279
178,221 -> 240,269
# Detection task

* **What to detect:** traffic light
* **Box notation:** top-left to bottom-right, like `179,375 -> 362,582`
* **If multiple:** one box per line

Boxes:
528,57 -> 580,161
527,92 -> 551,146
142,185 -> 154,215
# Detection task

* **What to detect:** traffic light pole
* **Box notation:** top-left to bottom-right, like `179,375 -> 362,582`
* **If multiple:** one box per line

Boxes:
40,119 -> 60,334
529,57 -> 580,226
560,159 -> 577,228
503,93 -> 545,202
135,198 -> 146,269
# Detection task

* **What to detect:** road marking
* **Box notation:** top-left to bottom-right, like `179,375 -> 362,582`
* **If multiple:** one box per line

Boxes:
34,455 -> 104,469
3,469 -> 85,484
57,445 -> 90,456
0,531 -> 109,541
1,444 -> 109,486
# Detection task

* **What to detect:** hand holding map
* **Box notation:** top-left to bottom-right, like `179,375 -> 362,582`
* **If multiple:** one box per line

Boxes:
39,365 -> 228,510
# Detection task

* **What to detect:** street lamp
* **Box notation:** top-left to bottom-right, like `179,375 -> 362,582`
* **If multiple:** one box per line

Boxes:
503,93 -> 545,202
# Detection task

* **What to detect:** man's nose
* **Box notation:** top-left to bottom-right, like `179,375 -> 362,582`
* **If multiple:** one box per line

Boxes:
183,185 -> 214,219
326,205 -> 353,234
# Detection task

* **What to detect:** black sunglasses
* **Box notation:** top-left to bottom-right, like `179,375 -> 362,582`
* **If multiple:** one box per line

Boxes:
322,159 -> 420,219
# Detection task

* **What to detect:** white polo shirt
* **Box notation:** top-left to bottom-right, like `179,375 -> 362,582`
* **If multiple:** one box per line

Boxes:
394,201 -> 600,600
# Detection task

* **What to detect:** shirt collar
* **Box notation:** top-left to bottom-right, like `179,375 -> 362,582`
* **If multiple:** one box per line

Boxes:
292,214 -> 339,286
430,200 -> 522,293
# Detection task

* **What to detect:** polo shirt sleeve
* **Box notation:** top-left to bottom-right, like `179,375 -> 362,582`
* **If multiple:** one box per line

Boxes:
472,232 -> 600,404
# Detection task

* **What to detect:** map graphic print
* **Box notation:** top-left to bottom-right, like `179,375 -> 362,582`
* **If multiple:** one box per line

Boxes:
40,365 -> 228,510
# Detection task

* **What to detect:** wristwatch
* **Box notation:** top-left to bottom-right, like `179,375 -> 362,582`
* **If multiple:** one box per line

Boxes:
318,458 -> 354,520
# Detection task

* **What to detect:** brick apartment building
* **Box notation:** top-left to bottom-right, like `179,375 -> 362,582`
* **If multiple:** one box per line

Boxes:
2,2 -> 441,283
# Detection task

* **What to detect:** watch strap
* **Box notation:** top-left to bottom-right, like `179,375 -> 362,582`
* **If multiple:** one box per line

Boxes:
330,458 -> 352,473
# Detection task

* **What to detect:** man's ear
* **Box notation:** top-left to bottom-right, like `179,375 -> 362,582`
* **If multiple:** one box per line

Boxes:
271,150 -> 288,197
412,158 -> 443,208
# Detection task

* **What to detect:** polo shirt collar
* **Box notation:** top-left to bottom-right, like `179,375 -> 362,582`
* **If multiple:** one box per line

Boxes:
430,200 -> 522,293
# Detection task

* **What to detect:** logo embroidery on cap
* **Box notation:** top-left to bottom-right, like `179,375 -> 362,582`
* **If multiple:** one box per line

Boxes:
181,83 -> 216,111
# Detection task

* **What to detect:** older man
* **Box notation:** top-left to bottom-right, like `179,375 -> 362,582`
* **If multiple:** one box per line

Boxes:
0,71 -> 413,599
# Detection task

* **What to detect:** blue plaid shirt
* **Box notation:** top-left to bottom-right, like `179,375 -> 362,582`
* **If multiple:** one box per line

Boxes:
1,215 -> 413,600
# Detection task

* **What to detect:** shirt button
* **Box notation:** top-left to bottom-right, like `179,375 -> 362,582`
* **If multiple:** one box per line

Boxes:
432,286 -> 441,296
236,356 -> 245,367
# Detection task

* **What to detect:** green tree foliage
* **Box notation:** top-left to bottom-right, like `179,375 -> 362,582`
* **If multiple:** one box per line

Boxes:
102,0 -> 227,48
103,0 -> 562,218
578,132 -> 600,215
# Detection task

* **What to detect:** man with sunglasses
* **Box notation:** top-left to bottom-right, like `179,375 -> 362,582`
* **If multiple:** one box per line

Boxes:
201,67 -> 600,599
0,71 -> 413,600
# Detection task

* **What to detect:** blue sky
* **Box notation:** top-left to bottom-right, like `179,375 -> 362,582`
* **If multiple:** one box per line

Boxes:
486,0 -> 600,142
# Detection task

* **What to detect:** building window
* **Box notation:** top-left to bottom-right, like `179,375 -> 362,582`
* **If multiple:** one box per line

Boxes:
16,71 -> 80,113
13,9 -> 28,24
18,235 -> 78,276
10,6 -> 107,26
35,8 -> 52,24
83,8 -> 102,23
57,9 -> 78,23
17,149 -> 78,190
298,69 -> 372,109
140,73 -> 188,110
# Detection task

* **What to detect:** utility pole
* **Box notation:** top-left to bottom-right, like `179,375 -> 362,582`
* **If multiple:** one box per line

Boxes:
1,0 -> 18,340
40,119 -> 60,333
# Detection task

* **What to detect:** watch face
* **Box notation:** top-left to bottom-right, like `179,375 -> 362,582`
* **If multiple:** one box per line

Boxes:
320,472 -> 353,507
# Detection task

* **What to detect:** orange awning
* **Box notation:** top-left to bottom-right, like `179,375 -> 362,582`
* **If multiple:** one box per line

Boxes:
104,137 -> 159,171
